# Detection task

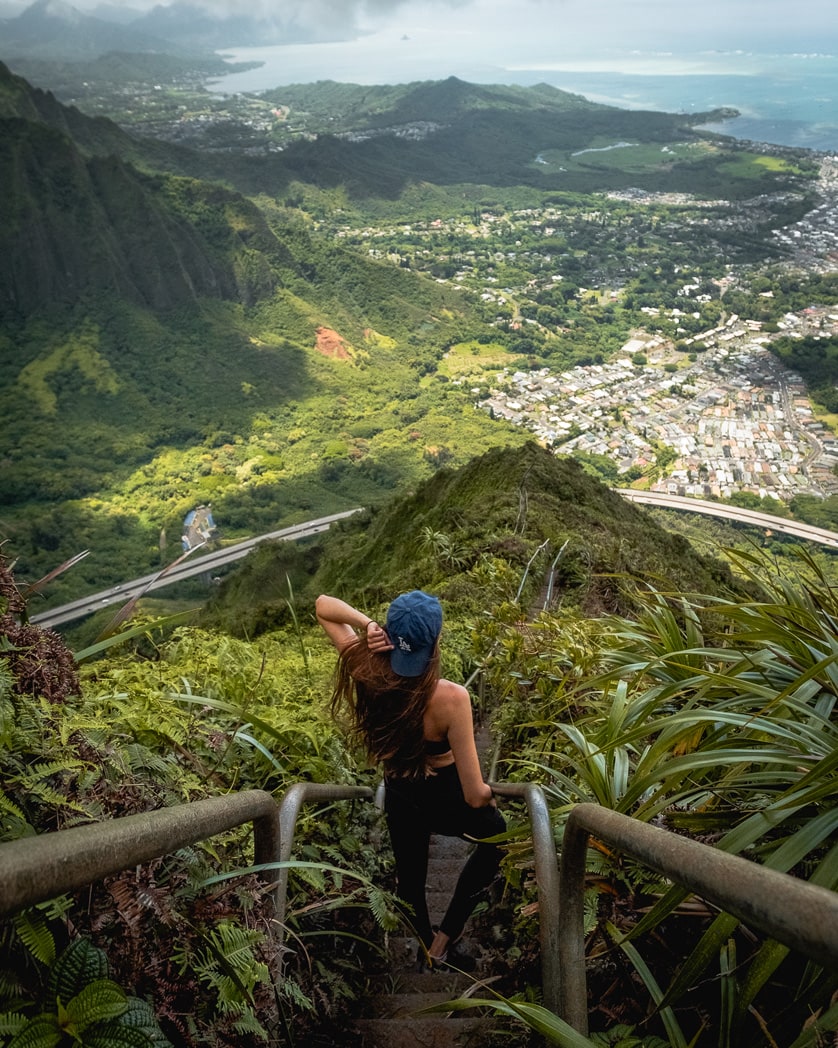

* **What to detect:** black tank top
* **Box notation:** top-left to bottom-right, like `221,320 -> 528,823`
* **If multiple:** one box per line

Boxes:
425,736 -> 451,755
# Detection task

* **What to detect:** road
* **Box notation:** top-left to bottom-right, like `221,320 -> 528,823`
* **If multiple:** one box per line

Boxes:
618,490 -> 838,549
30,509 -> 361,629
30,493 -> 838,630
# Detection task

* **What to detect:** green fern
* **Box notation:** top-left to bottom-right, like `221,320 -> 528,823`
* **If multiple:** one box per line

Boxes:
0,792 -> 26,824
367,886 -> 401,931
12,913 -> 55,968
0,664 -> 13,703
183,920 -> 271,1040
198,921 -> 269,1001
0,1012 -> 27,1037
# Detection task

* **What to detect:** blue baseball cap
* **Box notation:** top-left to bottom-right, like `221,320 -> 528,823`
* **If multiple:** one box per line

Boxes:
385,590 -> 443,677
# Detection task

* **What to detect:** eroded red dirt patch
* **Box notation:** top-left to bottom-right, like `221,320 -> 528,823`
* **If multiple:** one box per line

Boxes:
315,327 -> 350,360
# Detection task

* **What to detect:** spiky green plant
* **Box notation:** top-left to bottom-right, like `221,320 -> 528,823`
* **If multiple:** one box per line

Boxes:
483,549 -> 838,1044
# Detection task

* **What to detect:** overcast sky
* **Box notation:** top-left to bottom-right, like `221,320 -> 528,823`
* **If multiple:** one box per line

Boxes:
4,0 -> 835,54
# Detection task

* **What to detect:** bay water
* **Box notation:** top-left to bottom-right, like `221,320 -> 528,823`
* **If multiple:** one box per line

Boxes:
207,37 -> 838,153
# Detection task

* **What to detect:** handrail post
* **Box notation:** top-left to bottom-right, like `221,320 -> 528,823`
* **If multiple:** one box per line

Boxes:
558,802 -> 838,1035
491,782 -> 561,1016
253,809 -> 281,884
558,806 -> 592,1035
275,783 -> 374,951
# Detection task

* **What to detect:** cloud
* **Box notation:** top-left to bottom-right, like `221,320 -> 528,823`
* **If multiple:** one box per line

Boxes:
9,0 -> 836,53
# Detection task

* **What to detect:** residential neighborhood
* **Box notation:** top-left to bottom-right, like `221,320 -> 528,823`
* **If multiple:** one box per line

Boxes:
479,303 -> 838,501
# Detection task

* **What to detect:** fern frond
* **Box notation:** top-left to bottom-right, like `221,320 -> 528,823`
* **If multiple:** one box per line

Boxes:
24,784 -> 91,815
197,922 -> 270,1006
367,887 -> 401,932
0,1012 -> 27,1036
0,793 -> 26,821
28,760 -> 87,781
13,911 -> 55,967
230,1006 -> 268,1040
0,665 -> 14,702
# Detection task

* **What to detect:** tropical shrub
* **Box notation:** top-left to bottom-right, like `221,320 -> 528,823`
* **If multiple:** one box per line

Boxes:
0,558 -> 399,1045
480,549 -> 838,1045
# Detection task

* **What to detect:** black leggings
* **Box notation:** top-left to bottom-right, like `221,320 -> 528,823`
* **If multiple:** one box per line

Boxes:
384,763 -> 506,950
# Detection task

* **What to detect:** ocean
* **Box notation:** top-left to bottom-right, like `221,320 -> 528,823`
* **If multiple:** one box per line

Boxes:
206,38 -> 838,154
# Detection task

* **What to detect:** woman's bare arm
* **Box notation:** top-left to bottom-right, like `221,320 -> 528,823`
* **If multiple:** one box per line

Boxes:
440,682 -> 494,807
315,594 -> 393,653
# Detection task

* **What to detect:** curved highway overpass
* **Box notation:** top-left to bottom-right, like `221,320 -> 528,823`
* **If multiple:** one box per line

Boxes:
30,510 -> 361,629
618,490 -> 838,550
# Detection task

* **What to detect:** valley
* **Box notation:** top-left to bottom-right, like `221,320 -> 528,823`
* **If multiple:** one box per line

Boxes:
2,10 -> 838,1046
2,60 -> 838,606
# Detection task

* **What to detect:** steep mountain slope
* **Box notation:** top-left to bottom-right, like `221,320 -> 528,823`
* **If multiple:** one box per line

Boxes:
0,63 -> 516,601
1,0 -> 182,59
320,442 -> 738,608
202,443 -> 739,638
0,59 -> 198,170
0,117 -> 285,314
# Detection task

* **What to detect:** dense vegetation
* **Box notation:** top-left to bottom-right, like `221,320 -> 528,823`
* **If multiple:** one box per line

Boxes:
2,443 -> 837,1046
771,333 -> 838,412
3,58 -> 830,612
1,54 -> 837,1043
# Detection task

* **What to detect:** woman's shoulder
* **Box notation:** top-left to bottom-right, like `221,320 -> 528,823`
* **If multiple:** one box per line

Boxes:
430,678 -> 470,709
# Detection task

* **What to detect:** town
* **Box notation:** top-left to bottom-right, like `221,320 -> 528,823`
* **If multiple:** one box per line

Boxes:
331,154 -> 838,504
478,307 -> 838,502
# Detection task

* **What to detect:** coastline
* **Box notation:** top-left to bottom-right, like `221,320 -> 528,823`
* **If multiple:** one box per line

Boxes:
206,47 -> 838,154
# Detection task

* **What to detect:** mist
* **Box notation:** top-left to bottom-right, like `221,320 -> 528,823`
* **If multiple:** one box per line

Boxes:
2,0 -> 835,54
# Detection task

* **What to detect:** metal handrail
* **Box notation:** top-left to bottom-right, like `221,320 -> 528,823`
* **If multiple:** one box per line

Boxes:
5,784 -> 832,1036
275,782 -> 375,948
559,802 -> 838,1036
490,781 -> 560,1015
0,790 -> 280,919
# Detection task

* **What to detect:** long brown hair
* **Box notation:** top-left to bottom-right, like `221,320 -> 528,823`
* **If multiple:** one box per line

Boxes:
330,636 -> 441,778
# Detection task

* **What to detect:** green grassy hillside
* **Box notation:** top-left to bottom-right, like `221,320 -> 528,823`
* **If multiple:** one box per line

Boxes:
0,63 -> 534,603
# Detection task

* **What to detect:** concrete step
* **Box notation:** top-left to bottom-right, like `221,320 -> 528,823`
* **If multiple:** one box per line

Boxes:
382,939 -> 481,986
368,991 -> 468,1019
353,1016 -> 487,1048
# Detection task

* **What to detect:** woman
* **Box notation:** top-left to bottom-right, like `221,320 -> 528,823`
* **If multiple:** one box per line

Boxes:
315,590 -> 505,969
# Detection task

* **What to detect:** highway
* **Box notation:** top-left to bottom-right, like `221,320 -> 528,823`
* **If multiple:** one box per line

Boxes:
618,490 -> 838,550
30,493 -> 838,630
30,509 -> 361,629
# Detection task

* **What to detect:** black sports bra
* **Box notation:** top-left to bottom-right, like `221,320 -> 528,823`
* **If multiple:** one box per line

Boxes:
425,735 -> 451,755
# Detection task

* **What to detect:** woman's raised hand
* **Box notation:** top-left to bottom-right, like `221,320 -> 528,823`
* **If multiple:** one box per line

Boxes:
366,621 -> 394,653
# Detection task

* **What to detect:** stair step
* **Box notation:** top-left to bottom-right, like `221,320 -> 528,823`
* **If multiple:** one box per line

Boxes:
393,971 -> 474,994
368,991 -> 467,1018
353,1015 -> 487,1048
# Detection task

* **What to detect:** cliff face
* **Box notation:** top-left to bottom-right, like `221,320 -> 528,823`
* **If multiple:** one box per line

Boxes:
0,62 -> 287,317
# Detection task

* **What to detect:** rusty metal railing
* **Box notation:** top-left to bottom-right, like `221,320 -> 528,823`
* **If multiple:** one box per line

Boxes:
0,789 -> 280,921
558,802 -> 838,1036
275,782 -> 375,949
4,783 -> 833,1037
489,782 -> 560,1014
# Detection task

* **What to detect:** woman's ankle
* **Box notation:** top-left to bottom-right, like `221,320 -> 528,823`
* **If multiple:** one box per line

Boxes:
428,930 -> 450,960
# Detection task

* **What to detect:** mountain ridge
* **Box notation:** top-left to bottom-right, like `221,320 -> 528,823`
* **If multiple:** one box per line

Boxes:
1,0 -> 191,59
200,442 -> 742,638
